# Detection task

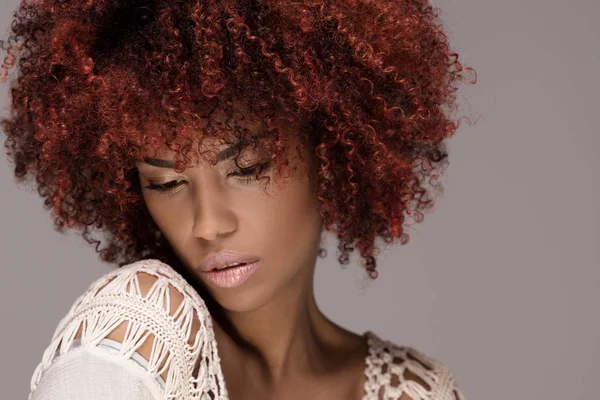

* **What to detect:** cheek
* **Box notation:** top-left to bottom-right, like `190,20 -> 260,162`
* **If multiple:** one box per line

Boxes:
245,178 -> 322,268
144,195 -> 193,247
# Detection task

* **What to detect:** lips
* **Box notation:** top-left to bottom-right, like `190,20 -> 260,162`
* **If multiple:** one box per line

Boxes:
213,262 -> 247,271
200,261 -> 261,289
199,250 -> 260,272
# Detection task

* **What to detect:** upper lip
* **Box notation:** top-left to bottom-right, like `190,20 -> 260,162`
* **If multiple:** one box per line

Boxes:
199,250 -> 260,272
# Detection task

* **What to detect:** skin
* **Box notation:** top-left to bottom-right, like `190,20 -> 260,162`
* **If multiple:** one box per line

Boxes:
134,111 -> 369,399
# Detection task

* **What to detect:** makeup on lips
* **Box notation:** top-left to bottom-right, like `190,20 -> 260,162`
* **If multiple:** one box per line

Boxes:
198,250 -> 261,288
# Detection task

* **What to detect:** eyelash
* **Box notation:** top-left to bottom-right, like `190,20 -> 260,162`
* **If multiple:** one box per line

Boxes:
143,162 -> 271,195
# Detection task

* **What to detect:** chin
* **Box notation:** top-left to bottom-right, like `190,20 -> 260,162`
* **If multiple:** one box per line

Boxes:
206,282 -> 274,314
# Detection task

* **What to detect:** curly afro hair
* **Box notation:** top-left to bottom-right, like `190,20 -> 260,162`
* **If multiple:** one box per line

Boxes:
1,0 -> 476,279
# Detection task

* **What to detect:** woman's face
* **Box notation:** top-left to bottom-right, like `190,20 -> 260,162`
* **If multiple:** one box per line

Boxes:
135,118 -> 324,313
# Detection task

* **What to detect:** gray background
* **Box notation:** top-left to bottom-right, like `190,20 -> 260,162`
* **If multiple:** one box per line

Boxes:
1,0 -> 598,399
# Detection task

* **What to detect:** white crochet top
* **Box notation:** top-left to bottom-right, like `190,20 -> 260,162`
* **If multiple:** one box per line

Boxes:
29,259 -> 464,400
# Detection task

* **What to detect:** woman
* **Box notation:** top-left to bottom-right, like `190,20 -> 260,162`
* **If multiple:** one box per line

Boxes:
0,0 -> 476,399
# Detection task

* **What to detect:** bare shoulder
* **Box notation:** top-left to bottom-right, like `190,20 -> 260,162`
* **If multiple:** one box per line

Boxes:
364,331 -> 465,400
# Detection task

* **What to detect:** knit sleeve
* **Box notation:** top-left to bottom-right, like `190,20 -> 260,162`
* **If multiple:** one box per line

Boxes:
428,355 -> 465,400
363,332 -> 465,400
28,258 -> 228,400
29,345 -> 163,400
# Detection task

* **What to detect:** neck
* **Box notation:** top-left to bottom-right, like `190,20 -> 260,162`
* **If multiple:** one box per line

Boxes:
214,264 -> 350,385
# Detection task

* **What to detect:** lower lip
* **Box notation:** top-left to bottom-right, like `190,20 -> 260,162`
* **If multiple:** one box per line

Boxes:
200,261 -> 260,288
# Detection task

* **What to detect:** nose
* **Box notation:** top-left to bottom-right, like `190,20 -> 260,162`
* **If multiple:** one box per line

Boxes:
191,177 -> 237,241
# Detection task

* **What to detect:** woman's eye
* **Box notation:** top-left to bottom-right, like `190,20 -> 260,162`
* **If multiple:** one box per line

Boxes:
229,161 -> 271,183
143,161 -> 272,195
144,179 -> 185,194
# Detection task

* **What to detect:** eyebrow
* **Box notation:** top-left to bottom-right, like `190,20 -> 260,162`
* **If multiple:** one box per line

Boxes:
142,144 -> 242,169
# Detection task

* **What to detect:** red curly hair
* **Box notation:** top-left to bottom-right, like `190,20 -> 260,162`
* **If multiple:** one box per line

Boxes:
1,0 -> 476,279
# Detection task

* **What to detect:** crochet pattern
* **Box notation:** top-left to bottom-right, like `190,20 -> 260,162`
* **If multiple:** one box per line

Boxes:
363,332 -> 465,400
29,258 -> 227,399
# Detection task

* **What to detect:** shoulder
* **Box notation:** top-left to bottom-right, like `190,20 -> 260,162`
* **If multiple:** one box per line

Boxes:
30,258 -> 226,399
363,331 -> 465,400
